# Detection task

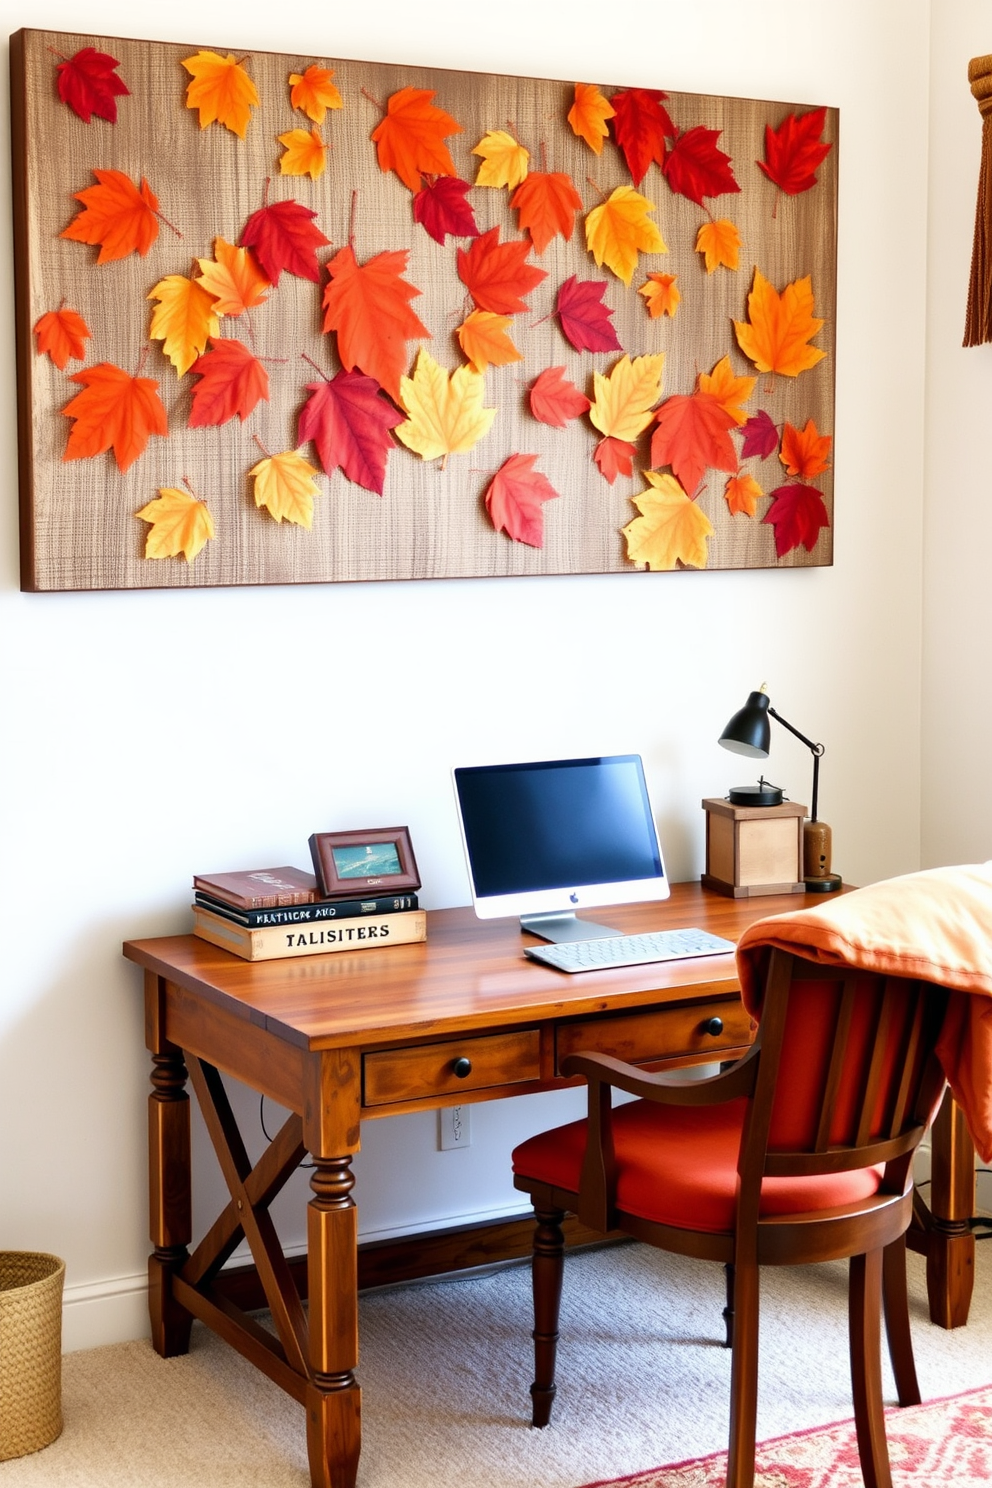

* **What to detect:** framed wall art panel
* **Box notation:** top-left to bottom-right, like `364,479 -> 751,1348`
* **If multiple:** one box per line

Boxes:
10,29 -> 838,592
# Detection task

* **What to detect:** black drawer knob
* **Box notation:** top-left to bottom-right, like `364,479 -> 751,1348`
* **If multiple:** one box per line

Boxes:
703,1017 -> 724,1037
452,1056 -> 473,1078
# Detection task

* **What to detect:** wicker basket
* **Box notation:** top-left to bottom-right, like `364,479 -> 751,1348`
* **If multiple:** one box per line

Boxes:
0,1252 -> 65,1461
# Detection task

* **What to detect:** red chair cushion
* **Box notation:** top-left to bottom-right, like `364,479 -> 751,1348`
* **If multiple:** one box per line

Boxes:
512,1098 -> 883,1235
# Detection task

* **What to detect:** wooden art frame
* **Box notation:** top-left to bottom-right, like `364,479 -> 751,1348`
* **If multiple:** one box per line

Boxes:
308,826 -> 421,896
10,28 -> 837,592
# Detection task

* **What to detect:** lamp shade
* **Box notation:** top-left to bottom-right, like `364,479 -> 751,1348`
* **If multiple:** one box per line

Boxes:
718,690 -> 772,758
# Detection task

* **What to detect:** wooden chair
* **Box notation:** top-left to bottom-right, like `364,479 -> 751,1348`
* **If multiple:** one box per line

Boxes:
511,951 -> 950,1488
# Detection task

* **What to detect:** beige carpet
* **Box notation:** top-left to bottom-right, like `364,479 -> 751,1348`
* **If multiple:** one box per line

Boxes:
1,1243 -> 990,1488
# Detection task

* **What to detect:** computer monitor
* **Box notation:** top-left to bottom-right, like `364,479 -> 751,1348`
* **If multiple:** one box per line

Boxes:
452,754 -> 669,943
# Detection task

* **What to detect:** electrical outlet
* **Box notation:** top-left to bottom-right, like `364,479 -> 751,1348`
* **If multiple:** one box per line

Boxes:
438,1104 -> 471,1150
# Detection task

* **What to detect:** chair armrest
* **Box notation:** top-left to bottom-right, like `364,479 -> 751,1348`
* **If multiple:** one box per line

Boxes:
561,1045 -> 759,1106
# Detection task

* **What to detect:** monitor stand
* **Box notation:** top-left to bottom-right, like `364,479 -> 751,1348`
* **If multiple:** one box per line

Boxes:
520,912 -> 622,944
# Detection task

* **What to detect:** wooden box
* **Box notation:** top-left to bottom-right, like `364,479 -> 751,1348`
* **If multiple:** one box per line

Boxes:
701,797 -> 807,898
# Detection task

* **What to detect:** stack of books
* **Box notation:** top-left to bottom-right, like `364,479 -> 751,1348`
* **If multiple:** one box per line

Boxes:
191,866 -> 426,961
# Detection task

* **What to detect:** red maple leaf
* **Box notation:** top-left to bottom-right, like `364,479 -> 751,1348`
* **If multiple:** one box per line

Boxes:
529,366 -> 590,428
239,198 -> 330,284
594,436 -> 637,483
412,177 -> 479,244
609,88 -> 675,186
322,245 -> 430,402
456,227 -> 547,316
555,276 -> 621,353
649,390 -> 738,496
758,107 -> 833,196
740,410 -> 779,460
484,454 -> 560,547
55,46 -> 130,123
298,370 -> 403,495
662,126 -> 740,206
763,483 -> 830,555
188,339 -> 270,427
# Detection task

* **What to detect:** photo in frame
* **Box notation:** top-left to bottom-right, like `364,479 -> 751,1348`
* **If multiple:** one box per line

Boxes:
11,28 -> 837,592
308,827 -> 421,897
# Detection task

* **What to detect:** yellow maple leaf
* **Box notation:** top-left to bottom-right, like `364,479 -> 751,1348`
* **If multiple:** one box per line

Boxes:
588,353 -> 665,443
623,471 -> 714,571
698,355 -> 756,426
734,269 -> 826,377
696,219 -> 741,273
456,310 -> 522,374
724,472 -> 763,517
136,487 -> 215,562
182,51 -> 259,139
585,186 -> 666,286
278,126 -> 328,180
567,82 -> 615,155
195,238 -> 270,316
250,450 -> 321,527
472,130 -> 529,189
638,272 -> 680,319
395,349 -> 496,463
147,275 -> 220,376
288,65 -> 342,124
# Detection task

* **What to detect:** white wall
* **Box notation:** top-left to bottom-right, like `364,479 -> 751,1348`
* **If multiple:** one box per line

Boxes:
0,0 -> 932,1350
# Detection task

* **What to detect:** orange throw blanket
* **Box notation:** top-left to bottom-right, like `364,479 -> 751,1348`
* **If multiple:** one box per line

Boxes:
735,863 -> 992,1160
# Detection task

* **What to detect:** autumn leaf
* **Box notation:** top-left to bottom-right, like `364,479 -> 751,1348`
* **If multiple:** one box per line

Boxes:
695,218 -> 741,273
61,169 -> 160,263
412,177 -> 479,244
148,274 -> 221,377
725,472 -> 763,517
609,88 -> 675,186
622,470 -> 714,571
278,127 -> 327,180
484,454 -> 559,547
594,436 -> 637,483
585,185 -> 666,286
734,270 -> 826,378
395,349 -> 496,463
456,310 -> 522,373
649,390 -> 738,496
371,87 -> 461,192
188,339 -> 269,426
588,353 -> 665,442
62,362 -> 167,472
662,126 -> 739,206
34,307 -> 91,370
472,130 -> 529,189
698,355 -> 756,426
322,245 -> 430,402
638,272 -> 680,319
55,46 -> 129,123
240,198 -> 330,284
456,227 -> 547,315
740,409 -> 779,459
136,487 -> 215,562
555,276 -> 621,353
195,238 -> 270,316
758,107 -> 832,196
763,482 -> 830,556
251,450 -> 321,527
182,51 -> 259,138
568,83 -> 615,155
299,369 -> 403,495
779,419 -> 832,479
289,65 -> 342,124
511,171 -> 583,253
529,366 -> 590,427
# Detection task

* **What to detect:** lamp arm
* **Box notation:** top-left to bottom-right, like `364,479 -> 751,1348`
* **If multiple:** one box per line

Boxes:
767,707 -> 825,821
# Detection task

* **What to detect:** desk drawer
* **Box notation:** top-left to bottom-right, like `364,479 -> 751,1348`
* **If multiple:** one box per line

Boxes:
555,997 -> 753,1073
364,1029 -> 541,1106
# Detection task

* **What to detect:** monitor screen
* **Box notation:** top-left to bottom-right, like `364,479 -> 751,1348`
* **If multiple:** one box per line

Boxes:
452,755 -> 668,938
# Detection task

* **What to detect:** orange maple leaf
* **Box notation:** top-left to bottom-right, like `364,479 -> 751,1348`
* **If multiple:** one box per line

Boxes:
371,87 -> 461,192
779,419 -> 832,479
61,169 -> 160,263
148,274 -> 221,376
638,272 -> 680,319
511,171 -> 583,254
182,51 -> 259,138
734,269 -> 826,377
456,310 -> 522,373
725,472 -> 763,517
584,185 -> 666,286
136,487 -> 215,562
322,245 -> 430,402
62,362 -> 167,472
34,307 -> 91,369
568,83 -> 615,155
195,238 -> 270,316
696,219 -> 741,273
278,127 -> 328,180
289,65 -> 342,124
698,355 -> 756,426
623,470 -> 714,570
650,389 -> 738,496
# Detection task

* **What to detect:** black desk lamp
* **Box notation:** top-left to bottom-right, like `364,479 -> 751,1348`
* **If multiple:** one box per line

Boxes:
718,685 -> 842,892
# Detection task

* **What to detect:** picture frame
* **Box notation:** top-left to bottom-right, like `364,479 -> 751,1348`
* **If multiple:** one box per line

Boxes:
308,826 -> 421,897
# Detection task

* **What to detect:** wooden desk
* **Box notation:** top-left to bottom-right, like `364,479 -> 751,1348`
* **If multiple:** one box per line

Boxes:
124,884 -> 974,1488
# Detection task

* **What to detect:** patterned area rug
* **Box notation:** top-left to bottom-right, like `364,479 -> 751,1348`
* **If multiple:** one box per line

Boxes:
580,1384 -> 992,1487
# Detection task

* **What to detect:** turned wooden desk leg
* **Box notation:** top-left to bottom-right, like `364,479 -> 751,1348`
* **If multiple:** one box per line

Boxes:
927,1090 -> 976,1329
145,975 -> 193,1357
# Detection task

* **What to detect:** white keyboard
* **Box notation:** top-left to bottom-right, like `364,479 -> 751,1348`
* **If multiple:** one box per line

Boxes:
524,926 -> 737,974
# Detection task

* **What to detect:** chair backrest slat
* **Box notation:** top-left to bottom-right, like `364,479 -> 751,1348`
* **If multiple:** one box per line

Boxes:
813,976 -> 858,1152
854,980 -> 896,1148
889,988 -> 927,1137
